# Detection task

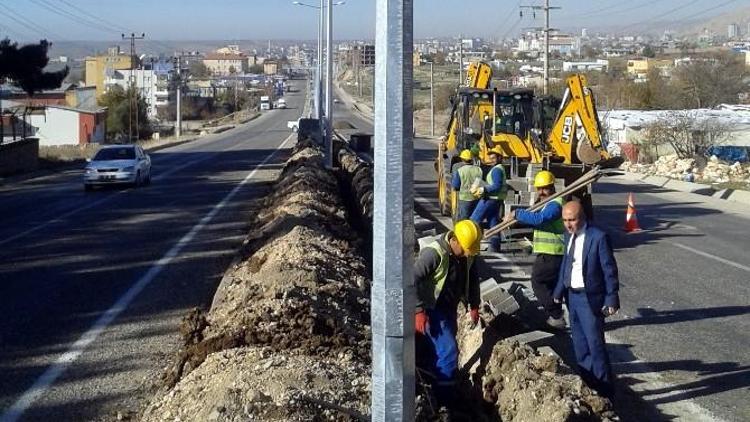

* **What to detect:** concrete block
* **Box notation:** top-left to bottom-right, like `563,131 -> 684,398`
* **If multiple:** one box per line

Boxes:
479,278 -> 520,316
726,189 -> 750,206
537,346 -> 560,358
505,330 -> 555,347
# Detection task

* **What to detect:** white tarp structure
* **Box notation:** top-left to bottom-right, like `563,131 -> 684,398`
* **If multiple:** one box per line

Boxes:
600,105 -> 750,147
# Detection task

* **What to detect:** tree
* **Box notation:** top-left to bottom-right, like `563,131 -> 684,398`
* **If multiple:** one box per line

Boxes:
672,52 -> 747,108
0,38 -> 69,138
248,64 -> 264,74
99,85 -> 151,141
189,61 -> 210,78
641,45 -> 656,58
644,110 -> 732,159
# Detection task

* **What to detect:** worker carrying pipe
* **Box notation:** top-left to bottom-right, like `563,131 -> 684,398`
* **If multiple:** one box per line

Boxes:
414,219 -> 482,407
503,170 -> 566,329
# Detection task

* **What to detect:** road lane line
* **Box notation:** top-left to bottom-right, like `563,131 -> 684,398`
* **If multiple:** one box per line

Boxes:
0,123 -> 284,248
671,242 -> 750,273
0,133 -> 294,422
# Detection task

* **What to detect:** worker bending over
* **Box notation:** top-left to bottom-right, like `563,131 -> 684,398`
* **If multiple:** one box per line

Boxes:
451,149 -> 482,220
414,219 -> 481,405
504,170 -> 566,329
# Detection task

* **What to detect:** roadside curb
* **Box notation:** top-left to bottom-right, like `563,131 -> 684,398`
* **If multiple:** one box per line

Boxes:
618,171 -> 750,207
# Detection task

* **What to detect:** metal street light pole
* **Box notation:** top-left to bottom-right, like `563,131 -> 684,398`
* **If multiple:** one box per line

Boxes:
372,0 -> 415,419
317,0 -> 324,120
325,0 -> 333,168
430,61 -> 434,137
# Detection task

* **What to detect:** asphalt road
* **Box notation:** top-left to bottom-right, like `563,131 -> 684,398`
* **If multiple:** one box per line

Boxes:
0,83 -> 305,421
332,89 -> 750,421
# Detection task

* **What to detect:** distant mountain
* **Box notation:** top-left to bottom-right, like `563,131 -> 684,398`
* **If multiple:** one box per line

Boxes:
43,40 -> 312,62
674,5 -> 750,37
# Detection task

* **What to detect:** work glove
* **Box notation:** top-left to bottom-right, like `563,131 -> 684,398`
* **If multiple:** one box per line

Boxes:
469,308 -> 480,328
415,310 -> 429,335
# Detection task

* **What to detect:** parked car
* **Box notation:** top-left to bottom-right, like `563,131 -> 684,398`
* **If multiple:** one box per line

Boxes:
83,144 -> 151,191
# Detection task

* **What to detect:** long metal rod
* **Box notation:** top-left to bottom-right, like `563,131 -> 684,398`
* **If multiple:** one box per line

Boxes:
176,57 -> 182,138
372,0 -> 415,419
483,167 -> 612,239
544,0 -> 550,95
325,0 -> 333,168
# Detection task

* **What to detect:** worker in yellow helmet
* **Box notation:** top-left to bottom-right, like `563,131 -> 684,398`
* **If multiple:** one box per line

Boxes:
504,170 -> 566,329
451,149 -> 482,220
414,219 -> 481,406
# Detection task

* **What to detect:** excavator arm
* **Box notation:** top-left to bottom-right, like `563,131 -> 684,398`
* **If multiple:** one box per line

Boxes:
546,74 -> 610,165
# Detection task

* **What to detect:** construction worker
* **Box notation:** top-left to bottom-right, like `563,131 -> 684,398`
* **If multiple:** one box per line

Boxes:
451,149 -> 482,220
503,170 -> 566,329
470,149 -> 507,253
414,219 -> 481,405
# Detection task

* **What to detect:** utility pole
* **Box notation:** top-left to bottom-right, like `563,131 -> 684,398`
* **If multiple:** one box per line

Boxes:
372,0 -> 415,419
317,0 -> 324,120
174,56 -> 182,138
429,61 -> 434,137
521,1 -> 559,95
122,33 -> 145,142
458,38 -> 463,86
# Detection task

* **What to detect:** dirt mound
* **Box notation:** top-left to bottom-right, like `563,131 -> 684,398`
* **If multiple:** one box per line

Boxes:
143,140 -> 371,421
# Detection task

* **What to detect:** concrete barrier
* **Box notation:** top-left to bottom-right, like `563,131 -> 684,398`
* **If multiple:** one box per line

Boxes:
0,138 -> 39,176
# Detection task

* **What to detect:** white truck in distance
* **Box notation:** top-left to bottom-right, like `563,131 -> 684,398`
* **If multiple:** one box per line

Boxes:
276,98 -> 287,109
260,96 -> 272,110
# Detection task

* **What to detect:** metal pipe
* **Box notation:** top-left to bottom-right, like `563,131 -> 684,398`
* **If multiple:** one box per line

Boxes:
430,62 -> 434,137
318,0 -> 324,120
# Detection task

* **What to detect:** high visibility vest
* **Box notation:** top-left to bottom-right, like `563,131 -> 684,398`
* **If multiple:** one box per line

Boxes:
532,197 -> 566,255
419,234 -> 475,310
457,164 -> 482,201
486,164 -> 508,201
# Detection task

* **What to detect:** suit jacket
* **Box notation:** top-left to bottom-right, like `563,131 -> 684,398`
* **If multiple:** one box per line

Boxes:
553,224 -> 620,312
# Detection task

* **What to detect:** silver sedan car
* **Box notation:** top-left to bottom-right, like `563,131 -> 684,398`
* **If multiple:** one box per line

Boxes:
83,145 -> 152,191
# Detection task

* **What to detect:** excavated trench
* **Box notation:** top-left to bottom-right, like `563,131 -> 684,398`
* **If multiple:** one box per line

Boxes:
140,135 -> 617,421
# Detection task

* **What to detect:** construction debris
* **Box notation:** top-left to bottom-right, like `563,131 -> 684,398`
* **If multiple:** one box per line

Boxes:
622,154 -> 750,186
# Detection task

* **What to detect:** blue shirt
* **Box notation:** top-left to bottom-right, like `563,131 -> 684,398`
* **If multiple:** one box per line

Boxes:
484,166 -> 505,196
451,171 -> 461,190
515,199 -> 562,228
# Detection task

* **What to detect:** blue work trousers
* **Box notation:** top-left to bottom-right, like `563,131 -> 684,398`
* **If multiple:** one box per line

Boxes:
456,199 -> 478,221
421,308 -> 458,384
470,198 -> 504,250
567,291 -> 613,398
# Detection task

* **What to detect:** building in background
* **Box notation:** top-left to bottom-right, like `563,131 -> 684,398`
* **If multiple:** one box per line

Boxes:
203,52 -> 249,76
85,46 -> 134,99
728,23 -> 739,39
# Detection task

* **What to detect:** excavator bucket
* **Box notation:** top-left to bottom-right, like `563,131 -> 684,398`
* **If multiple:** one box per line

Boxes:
576,139 -> 604,165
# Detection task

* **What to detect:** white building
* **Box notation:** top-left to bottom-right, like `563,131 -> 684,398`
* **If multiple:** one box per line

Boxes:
27,106 -> 107,146
105,69 -> 161,119
562,59 -> 609,72
728,23 -> 739,39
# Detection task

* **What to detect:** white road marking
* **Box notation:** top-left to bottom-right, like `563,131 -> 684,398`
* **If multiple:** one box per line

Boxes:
0,124 -> 279,247
0,134 -> 293,422
672,242 -> 750,273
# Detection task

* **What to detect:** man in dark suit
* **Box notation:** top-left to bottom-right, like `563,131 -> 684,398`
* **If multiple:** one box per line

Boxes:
553,201 -> 620,399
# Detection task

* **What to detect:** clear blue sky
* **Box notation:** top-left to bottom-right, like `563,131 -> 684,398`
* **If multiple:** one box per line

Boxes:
0,0 -> 743,42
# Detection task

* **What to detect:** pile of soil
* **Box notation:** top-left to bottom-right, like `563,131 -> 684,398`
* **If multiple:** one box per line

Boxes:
457,315 -> 617,422
141,140 -> 371,421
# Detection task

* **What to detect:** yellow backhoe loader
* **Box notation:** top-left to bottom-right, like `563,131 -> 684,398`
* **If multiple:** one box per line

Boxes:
436,61 -> 620,217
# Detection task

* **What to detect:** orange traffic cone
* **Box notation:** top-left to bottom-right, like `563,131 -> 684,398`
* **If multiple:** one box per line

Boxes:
624,193 -> 641,232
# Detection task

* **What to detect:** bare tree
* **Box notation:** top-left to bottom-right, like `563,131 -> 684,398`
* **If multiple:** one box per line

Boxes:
644,110 -> 733,159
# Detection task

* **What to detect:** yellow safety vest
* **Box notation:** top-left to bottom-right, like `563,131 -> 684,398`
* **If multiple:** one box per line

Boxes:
457,165 -> 482,201
418,234 -> 475,310
532,197 -> 566,255
486,164 -> 508,201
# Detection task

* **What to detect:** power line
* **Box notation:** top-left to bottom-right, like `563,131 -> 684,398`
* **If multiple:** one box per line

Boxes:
558,0 -> 671,21
29,0 -> 120,35
52,0 -> 132,34
674,0 -> 741,23
0,3 -> 67,41
618,0 -> 703,32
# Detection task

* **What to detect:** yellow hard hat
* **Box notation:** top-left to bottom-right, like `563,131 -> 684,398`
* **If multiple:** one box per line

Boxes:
534,170 -> 555,188
459,149 -> 473,161
453,220 -> 482,256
